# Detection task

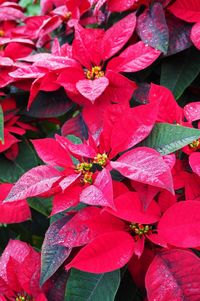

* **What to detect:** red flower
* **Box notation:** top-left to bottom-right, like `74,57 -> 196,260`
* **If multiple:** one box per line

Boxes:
0,240 -> 49,300
58,192 -> 165,273
3,100 -> 173,214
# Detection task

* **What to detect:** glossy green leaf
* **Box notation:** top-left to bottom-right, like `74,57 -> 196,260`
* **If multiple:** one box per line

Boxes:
28,197 -> 52,217
65,269 -> 120,301
67,135 -> 82,144
142,123 -> 200,155
0,140 -> 38,182
0,104 -> 4,143
161,48 -> 200,99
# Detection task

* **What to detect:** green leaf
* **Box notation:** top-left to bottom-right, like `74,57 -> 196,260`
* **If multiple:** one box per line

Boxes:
28,197 -> 52,216
65,269 -> 120,301
19,0 -> 40,16
0,140 -> 38,182
160,48 -> 200,99
0,104 -> 4,143
67,135 -> 82,144
142,123 -> 200,155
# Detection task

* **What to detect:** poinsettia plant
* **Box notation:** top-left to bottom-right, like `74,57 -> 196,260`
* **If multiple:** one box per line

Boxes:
1,0 -> 200,300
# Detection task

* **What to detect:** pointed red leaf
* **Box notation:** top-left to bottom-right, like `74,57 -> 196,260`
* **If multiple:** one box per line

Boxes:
85,211 -> 125,235
55,134 -> 96,158
102,71 -> 136,104
4,166 -> 62,203
111,147 -> 174,193
0,37 -> 33,47
32,138 -> 72,167
0,184 -> 31,224
72,25 -> 104,68
108,0 -> 139,12
148,83 -> 183,124
107,191 -> 160,224
191,23 -> 200,50
131,181 -> 159,211
107,42 -> 161,73
189,153 -> 200,176
146,249 -> 200,301
51,186 -> 81,215
80,169 -> 114,208
66,231 -> 135,273
109,101 -> 160,157
59,173 -> 81,191
158,200 -> 200,247
0,7 -> 25,21
169,0 -> 200,23
101,13 -> 136,61
157,190 -> 176,213
184,101 -> 200,122
76,77 -> 109,103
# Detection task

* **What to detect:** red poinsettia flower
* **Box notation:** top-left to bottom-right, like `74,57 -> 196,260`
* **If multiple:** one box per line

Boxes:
0,183 -> 31,223
58,197 -> 200,274
51,0 -> 91,28
0,240 -> 49,300
57,15 -> 160,106
3,100 -> 173,215
55,193 -> 166,273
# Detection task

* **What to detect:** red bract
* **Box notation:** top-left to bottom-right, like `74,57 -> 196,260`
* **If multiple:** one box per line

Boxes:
191,22 -> 200,49
94,0 -> 151,13
0,2 -> 25,22
148,83 -> 184,124
168,0 -> 200,23
189,152 -> 200,176
0,183 -> 31,223
0,240 -> 49,300
110,147 -> 174,193
146,249 -> 200,301
158,200 -> 200,248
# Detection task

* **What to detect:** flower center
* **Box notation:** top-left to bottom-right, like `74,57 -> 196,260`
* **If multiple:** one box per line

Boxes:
76,162 -> 93,173
0,30 -> 4,37
129,223 -> 152,236
82,171 -> 93,184
16,292 -> 33,301
75,162 -> 93,184
93,153 -> 108,166
86,66 -> 104,80
189,139 -> 200,151
75,153 -> 108,184
63,11 -> 72,21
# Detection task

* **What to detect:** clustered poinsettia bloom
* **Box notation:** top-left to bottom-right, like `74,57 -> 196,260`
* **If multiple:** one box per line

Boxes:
0,240 -> 50,300
1,0 -> 200,300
